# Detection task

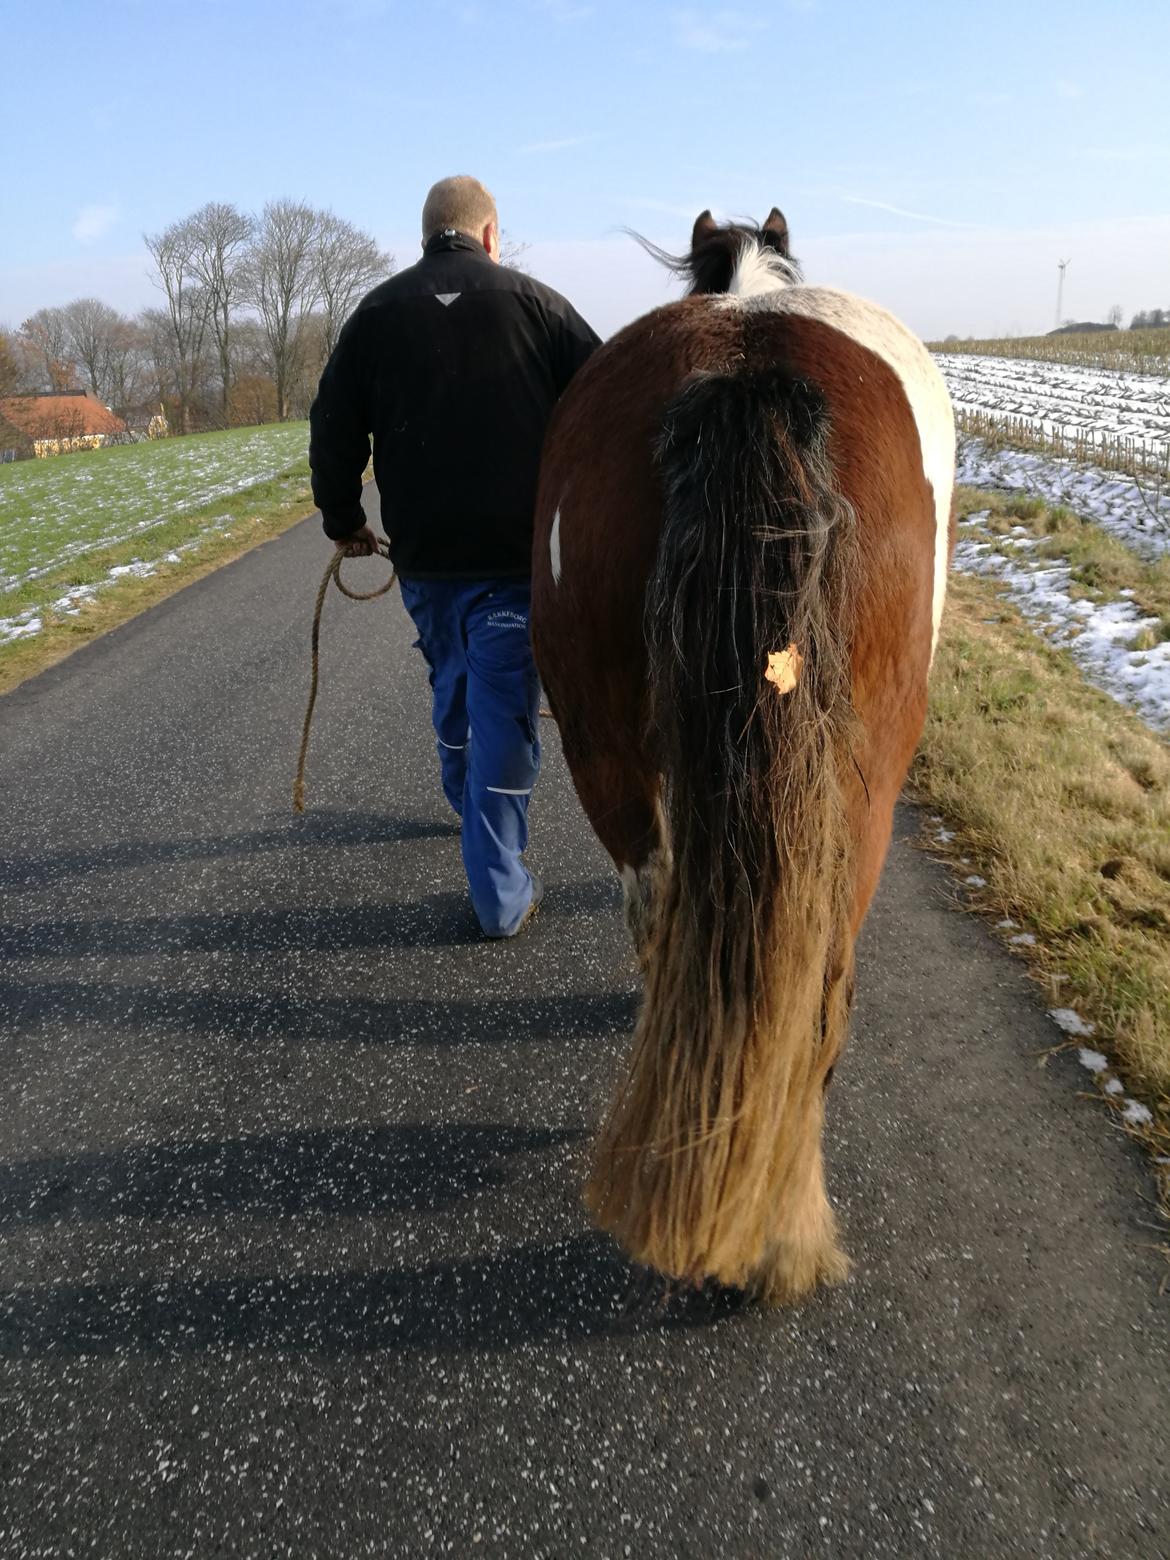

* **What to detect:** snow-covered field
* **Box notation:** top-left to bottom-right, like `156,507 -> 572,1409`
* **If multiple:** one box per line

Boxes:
0,423 -> 309,647
955,514 -> 1170,735
0,422 -> 308,594
938,353 -> 1170,468
956,438 -> 1170,560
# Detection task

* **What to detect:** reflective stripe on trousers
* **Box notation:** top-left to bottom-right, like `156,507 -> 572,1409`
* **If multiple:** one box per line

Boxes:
399,576 -> 540,936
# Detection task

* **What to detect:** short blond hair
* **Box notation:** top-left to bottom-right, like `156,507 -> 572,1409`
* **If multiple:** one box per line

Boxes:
421,176 -> 498,243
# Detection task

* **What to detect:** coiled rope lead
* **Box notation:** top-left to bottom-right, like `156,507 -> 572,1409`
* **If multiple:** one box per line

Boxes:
293,539 -> 396,812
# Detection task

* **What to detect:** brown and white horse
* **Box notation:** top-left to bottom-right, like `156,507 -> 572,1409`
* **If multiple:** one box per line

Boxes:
531,208 -> 954,1303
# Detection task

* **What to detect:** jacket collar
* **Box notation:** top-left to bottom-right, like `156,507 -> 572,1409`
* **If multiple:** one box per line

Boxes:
423,228 -> 491,261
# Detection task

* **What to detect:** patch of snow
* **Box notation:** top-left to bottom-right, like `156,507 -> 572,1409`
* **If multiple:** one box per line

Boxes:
1077,1048 -> 1109,1072
1051,1009 -> 1097,1038
1104,1077 -> 1124,1095
1009,932 -> 1037,946
1,615 -> 43,641
1122,1099 -> 1153,1127
996,918 -> 1017,929
954,533 -> 1170,735
0,533 -> 208,645
964,874 -> 987,887
953,437 -> 1169,560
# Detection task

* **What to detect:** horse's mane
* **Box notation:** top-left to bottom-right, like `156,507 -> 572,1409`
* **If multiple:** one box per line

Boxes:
628,220 -> 802,296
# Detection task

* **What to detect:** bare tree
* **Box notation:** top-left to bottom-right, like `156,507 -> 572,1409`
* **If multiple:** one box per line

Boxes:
60,297 -> 129,403
500,231 -> 531,273
315,213 -> 393,357
145,220 -> 213,433
245,199 -> 323,421
184,201 -> 255,425
0,329 -> 24,399
19,307 -> 77,392
138,307 -> 181,415
103,315 -> 152,422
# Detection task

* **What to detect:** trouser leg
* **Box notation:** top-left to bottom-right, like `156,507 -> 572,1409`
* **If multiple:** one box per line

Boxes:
461,583 -> 541,936
399,578 -> 468,817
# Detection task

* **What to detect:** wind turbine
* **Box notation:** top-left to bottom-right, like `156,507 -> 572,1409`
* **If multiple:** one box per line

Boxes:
1055,258 -> 1071,330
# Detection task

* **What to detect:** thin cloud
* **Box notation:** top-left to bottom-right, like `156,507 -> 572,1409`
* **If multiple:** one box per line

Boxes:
1055,79 -> 1083,99
674,9 -> 766,52
840,194 -> 977,230
72,204 -> 119,244
519,132 -> 603,153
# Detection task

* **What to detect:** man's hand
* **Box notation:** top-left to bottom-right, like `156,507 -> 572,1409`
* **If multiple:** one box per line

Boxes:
334,523 -> 387,558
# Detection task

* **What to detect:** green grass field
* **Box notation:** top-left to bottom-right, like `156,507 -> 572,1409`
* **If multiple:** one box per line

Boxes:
0,422 -> 313,650
0,422 -> 309,593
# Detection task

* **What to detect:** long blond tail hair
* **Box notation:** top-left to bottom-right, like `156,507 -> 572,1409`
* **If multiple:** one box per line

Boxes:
584,366 -> 858,1302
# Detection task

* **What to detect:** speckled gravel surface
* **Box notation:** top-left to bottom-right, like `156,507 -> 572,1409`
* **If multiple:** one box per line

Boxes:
1,497 -> 1167,1559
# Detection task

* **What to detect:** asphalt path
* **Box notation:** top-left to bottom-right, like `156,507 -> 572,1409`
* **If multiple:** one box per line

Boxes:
1,491 -> 1167,1558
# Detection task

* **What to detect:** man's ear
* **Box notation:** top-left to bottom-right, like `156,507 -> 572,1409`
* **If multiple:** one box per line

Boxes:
691,209 -> 719,249
484,221 -> 500,261
761,207 -> 789,256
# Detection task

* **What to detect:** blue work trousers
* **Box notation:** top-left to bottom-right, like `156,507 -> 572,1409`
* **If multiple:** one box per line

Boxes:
399,577 -> 541,936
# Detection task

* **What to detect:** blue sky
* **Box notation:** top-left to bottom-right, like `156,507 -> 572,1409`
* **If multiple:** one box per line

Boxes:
3,0 -> 1168,338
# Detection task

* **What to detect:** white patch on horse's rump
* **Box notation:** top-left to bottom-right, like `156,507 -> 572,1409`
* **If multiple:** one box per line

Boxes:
731,284 -> 955,654
719,238 -> 801,300
550,507 -> 563,586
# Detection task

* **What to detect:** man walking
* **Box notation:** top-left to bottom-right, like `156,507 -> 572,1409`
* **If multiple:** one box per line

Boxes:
309,176 -> 600,937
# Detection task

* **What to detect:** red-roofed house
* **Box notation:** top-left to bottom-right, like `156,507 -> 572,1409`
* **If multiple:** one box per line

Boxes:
0,392 -> 129,459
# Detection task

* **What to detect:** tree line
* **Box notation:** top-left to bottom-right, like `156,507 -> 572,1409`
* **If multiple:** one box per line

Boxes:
0,200 -> 394,435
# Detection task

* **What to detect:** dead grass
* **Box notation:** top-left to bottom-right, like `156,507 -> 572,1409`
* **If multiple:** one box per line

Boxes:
913,559 -> 1170,1165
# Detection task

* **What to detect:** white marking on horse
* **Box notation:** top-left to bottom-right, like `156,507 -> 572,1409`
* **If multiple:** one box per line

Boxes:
721,238 -> 801,299
550,507 -> 563,586
728,284 -> 954,654
435,293 -> 460,307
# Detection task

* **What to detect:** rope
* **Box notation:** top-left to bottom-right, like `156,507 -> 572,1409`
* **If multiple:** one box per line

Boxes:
293,540 -> 396,812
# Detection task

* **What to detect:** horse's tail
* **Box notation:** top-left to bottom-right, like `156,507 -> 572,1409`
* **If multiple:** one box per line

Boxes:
584,365 -> 858,1302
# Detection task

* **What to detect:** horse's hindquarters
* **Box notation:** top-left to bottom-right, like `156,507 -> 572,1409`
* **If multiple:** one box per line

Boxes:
531,291 -> 952,1301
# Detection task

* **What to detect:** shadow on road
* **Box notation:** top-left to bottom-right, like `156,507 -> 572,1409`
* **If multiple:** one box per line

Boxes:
1,880 -> 622,956
0,976 -> 638,1046
0,1235 -> 746,1359
0,809 -> 459,893
0,1121 -> 582,1227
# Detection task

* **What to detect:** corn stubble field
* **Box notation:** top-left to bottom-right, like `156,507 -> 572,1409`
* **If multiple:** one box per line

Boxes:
928,326 -> 1170,378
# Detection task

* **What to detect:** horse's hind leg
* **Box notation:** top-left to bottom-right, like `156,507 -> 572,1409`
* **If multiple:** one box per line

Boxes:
754,938 -> 856,1303
560,740 -> 665,962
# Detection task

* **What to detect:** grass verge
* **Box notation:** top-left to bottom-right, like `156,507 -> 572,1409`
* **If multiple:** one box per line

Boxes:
914,537 -> 1170,1197
0,462 -> 317,695
954,482 -> 1170,638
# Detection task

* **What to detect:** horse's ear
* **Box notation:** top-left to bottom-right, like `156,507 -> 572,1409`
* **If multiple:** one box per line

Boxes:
762,207 -> 790,256
692,209 -> 719,249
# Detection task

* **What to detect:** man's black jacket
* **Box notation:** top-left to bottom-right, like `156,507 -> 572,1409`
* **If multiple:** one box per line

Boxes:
309,230 -> 600,578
